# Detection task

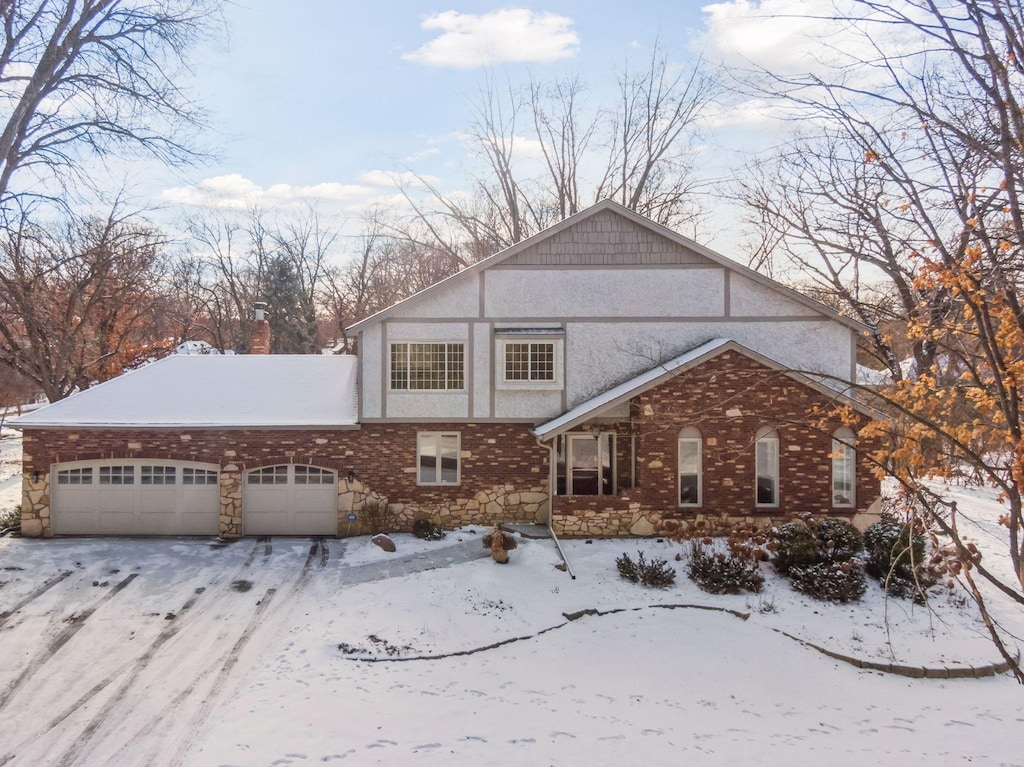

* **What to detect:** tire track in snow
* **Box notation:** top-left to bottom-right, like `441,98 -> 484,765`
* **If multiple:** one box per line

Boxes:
138,539 -> 321,766
0,573 -> 138,712
49,586 -> 209,767
0,570 -> 73,630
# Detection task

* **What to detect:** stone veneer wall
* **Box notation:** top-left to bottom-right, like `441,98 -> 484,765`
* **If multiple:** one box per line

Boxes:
551,350 -> 882,538
21,423 -> 550,538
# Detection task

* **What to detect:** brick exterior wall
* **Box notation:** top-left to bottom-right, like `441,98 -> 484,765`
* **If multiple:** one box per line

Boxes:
552,350 -> 882,537
20,349 -> 881,539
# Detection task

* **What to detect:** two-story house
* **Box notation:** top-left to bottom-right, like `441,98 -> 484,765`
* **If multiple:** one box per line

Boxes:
14,201 -> 881,539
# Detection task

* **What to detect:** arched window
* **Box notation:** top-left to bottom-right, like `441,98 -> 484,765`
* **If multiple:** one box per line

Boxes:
831,427 -> 856,508
678,427 -> 702,506
755,427 -> 779,507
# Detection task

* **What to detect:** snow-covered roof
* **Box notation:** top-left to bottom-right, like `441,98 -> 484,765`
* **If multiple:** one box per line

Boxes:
10,355 -> 359,428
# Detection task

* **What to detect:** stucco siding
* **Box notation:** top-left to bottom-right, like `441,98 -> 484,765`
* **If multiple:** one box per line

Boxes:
565,321 -> 854,407
484,268 -> 726,318
472,322 -> 491,418
729,273 -> 820,317
360,325 -> 382,419
493,389 -> 563,420
386,393 -> 469,419
386,273 -> 481,319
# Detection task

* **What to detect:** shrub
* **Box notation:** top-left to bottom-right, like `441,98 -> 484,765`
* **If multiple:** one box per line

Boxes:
361,497 -> 397,535
863,520 -> 929,600
789,560 -> 867,602
412,518 -> 446,541
0,505 -> 20,536
687,541 -> 764,595
815,518 -> 863,563
770,523 -> 818,574
616,551 -> 676,588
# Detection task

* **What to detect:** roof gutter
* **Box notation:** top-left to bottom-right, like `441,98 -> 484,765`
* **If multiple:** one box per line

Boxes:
536,435 -> 575,579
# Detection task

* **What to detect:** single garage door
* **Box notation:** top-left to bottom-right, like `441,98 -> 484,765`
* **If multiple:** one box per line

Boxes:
243,465 -> 338,536
50,460 -> 221,535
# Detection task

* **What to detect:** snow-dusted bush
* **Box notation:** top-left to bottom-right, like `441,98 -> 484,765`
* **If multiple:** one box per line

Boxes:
769,523 -> 818,574
815,518 -> 864,562
789,560 -> 867,603
687,541 -> 764,595
863,520 -> 929,601
616,551 -> 676,587
0,505 -> 19,536
412,518 -> 446,541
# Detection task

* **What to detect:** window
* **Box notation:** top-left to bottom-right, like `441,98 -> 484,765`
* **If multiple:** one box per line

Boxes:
57,467 -> 92,485
678,427 -> 702,506
555,432 -> 615,496
294,466 -> 335,485
247,466 -> 288,485
141,465 -> 176,485
417,432 -> 460,485
391,343 -> 464,390
182,468 -> 218,486
504,342 -> 555,382
832,427 -> 856,508
99,466 -> 134,485
755,428 -> 779,506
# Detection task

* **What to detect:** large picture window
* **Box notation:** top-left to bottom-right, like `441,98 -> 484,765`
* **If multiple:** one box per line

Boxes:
418,432 -> 461,485
678,427 -> 702,506
755,427 -> 779,507
831,427 -> 856,508
391,343 -> 464,390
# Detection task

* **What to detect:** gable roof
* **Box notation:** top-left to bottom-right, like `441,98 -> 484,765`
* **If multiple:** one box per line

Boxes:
347,200 -> 867,333
9,355 -> 359,429
532,338 -> 875,439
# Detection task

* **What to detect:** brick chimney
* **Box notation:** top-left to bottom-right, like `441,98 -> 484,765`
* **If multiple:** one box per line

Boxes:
250,302 -> 271,354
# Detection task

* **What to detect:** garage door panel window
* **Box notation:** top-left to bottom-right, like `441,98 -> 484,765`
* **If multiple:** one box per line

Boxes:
100,466 -> 134,485
182,468 -> 218,485
247,466 -> 288,485
141,466 -> 176,485
418,432 -> 460,485
57,467 -> 93,485
294,466 -> 335,485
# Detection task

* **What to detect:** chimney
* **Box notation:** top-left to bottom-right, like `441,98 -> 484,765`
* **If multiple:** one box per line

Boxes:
251,302 -> 271,354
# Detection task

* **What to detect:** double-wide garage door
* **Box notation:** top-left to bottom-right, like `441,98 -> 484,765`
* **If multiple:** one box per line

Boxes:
51,460 -> 221,535
243,465 -> 338,536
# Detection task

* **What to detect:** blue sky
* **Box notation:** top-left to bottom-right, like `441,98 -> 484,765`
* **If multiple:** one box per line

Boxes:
138,1 -> 847,246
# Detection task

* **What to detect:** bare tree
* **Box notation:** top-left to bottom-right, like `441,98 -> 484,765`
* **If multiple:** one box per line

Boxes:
0,205 -> 171,400
734,0 -> 1024,680
0,0 -> 219,211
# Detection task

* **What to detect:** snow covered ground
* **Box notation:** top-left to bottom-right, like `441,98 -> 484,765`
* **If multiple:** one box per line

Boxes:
0,430 -> 1022,766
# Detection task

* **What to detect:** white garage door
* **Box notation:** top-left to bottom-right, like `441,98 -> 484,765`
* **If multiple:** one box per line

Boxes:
50,460 -> 221,535
243,465 -> 338,536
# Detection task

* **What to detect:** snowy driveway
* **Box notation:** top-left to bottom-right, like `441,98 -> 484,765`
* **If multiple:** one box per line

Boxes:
0,535 -> 488,766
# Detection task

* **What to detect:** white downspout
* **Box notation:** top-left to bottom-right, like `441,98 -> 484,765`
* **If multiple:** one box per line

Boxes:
537,435 -> 575,579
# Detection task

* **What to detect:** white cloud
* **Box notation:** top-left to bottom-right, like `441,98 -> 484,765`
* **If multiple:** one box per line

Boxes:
403,9 -> 579,69
160,173 -> 378,210
356,170 -> 440,189
404,147 -> 441,163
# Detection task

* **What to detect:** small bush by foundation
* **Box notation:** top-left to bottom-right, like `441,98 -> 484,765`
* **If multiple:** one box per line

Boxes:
789,561 -> 867,603
770,523 -> 818,574
616,551 -> 676,588
412,518 -> 446,541
864,519 -> 930,601
687,541 -> 764,595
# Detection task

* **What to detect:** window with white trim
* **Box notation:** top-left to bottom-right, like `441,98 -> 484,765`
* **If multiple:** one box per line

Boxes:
246,466 -> 288,485
182,468 -> 218,486
294,466 -> 335,485
678,427 -> 702,506
99,465 -> 134,485
755,427 -> 779,507
831,427 -> 856,508
141,465 -> 176,485
390,343 -> 464,390
505,342 -> 554,381
417,432 -> 460,485
57,467 -> 93,485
